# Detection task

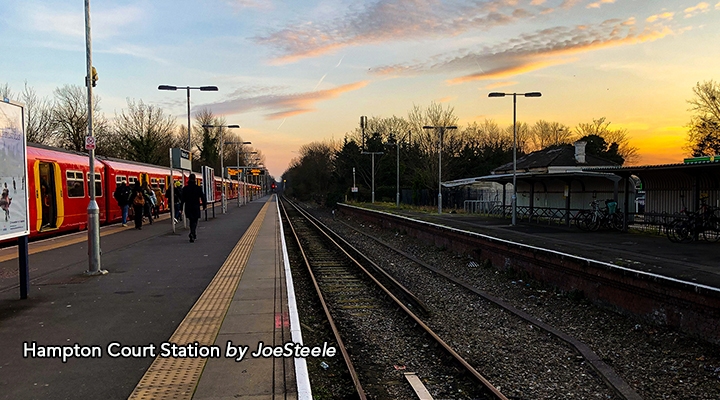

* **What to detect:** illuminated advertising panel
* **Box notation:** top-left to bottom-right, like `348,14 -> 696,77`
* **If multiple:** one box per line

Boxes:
0,100 -> 30,240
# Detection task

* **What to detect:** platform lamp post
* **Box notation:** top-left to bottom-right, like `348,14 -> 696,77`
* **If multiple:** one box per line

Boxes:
361,151 -> 383,203
385,137 -> 401,207
244,151 -> 258,204
488,91 -> 541,226
202,124 -> 239,214
423,125 -> 457,214
158,85 -> 218,163
225,140 -> 252,207
84,0 -> 106,275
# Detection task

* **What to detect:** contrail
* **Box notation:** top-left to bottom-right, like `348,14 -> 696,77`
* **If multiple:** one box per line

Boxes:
335,54 -> 345,68
277,118 -> 286,130
313,74 -> 327,91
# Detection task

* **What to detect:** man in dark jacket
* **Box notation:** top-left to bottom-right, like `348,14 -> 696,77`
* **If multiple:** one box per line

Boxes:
180,174 -> 207,242
113,182 -> 132,226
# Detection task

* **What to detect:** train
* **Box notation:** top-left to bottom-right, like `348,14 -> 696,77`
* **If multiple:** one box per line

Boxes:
11,143 -> 260,241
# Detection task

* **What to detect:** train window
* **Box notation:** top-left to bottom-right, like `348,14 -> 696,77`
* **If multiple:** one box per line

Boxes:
150,178 -> 158,189
159,178 -> 166,191
128,176 -> 137,186
66,171 -> 85,198
86,172 -> 102,197
115,176 -> 127,190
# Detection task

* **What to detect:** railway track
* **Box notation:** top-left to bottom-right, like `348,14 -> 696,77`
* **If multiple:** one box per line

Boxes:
280,197 -> 507,399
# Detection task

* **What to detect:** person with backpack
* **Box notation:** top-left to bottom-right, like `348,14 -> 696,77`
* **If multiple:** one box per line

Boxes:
131,182 -> 146,230
180,174 -> 207,243
142,183 -> 155,225
113,182 -> 132,226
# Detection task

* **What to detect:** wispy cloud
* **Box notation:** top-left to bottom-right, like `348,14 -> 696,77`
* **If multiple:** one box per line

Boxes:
587,0 -> 616,9
646,12 -> 674,23
369,18 -> 675,84
253,0 -> 554,63
204,81 -> 369,120
684,2 -> 710,17
28,5 -> 144,39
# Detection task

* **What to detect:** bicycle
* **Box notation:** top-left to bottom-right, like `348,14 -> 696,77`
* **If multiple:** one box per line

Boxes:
575,199 -> 624,232
666,203 -> 720,243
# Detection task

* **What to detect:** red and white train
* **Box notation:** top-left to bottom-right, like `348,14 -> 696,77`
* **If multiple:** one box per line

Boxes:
22,143 -> 259,240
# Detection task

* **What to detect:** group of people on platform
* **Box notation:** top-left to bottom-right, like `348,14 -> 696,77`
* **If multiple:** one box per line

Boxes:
113,174 -> 206,242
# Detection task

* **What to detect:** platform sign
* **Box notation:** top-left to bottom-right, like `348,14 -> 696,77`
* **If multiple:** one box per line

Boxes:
0,100 -> 30,240
171,148 -> 192,170
201,166 -> 216,203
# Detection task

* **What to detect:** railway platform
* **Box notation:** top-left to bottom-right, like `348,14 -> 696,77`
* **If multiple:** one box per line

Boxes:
0,195 -> 309,400
349,203 -> 720,289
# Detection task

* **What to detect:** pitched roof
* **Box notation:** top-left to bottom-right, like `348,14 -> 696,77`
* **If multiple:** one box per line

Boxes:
493,145 -> 618,174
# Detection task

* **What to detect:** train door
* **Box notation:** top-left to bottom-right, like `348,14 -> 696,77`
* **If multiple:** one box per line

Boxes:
34,161 -> 64,231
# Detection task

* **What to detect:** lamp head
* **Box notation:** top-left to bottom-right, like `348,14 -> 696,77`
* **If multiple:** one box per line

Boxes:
488,92 -> 506,97
524,92 -> 542,97
200,86 -> 218,91
227,124 -> 240,128
158,85 -> 177,91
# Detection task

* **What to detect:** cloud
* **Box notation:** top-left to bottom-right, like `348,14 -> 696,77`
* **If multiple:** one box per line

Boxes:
227,0 -> 272,9
646,12 -> 674,22
204,81 -> 369,120
587,0 -> 616,9
684,2 -> 710,17
253,0 -> 539,63
29,5 -> 144,39
369,18 -> 675,83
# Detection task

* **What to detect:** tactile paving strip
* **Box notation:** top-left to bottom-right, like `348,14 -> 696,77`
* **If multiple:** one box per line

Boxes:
128,200 -> 271,400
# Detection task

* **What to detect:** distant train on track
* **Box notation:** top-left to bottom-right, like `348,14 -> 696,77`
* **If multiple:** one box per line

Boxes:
9,143 -> 259,241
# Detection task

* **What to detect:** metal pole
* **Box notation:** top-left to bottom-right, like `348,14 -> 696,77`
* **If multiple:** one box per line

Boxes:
438,128 -> 443,214
396,141 -> 400,207
371,153 -> 375,203
220,129 -> 226,214
512,93 -> 517,226
236,148 -> 240,207
84,0 -> 104,275
169,148 -> 175,234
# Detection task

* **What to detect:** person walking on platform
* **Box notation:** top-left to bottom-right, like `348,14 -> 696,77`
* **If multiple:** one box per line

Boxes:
166,181 -> 183,223
113,182 -> 132,226
180,173 -> 207,243
141,182 -> 154,225
131,182 -> 146,230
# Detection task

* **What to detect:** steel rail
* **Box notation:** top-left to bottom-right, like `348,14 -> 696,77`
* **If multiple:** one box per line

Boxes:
283,197 -> 508,400
279,200 -> 367,399
337,218 -> 643,400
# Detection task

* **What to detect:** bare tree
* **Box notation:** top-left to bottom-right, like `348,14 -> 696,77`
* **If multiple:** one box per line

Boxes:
20,82 -> 57,144
0,83 -> 12,100
686,80 -> 720,156
575,117 -> 638,164
529,120 -> 573,151
52,84 -> 109,152
111,99 -> 177,164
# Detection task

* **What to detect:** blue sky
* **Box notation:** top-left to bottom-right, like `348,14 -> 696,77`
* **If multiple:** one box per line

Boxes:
2,0 -> 719,177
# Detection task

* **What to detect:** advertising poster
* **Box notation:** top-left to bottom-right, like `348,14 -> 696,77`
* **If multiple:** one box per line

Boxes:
0,100 -> 30,240
202,166 -> 216,203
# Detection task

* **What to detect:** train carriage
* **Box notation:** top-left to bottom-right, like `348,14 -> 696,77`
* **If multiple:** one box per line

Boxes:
5,143 -> 247,244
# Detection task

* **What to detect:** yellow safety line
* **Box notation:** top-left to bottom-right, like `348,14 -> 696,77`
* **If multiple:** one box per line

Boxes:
128,198 -> 272,400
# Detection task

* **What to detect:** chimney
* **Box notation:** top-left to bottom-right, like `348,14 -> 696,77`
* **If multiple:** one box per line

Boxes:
574,141 -> 587,164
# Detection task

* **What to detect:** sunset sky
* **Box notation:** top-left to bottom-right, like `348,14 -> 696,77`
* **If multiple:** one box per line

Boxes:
2,0 -> 719,178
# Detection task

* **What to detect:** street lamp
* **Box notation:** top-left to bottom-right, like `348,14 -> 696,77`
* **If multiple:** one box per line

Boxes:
202,124 -> 239,214
488,91 -> 542,226
423,125 -> 457,214
225,140 -> 252,207
385,136 -> 402,208
158,85 -> 218,159
245,151 -> 258,204
361,150 -> 383,203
